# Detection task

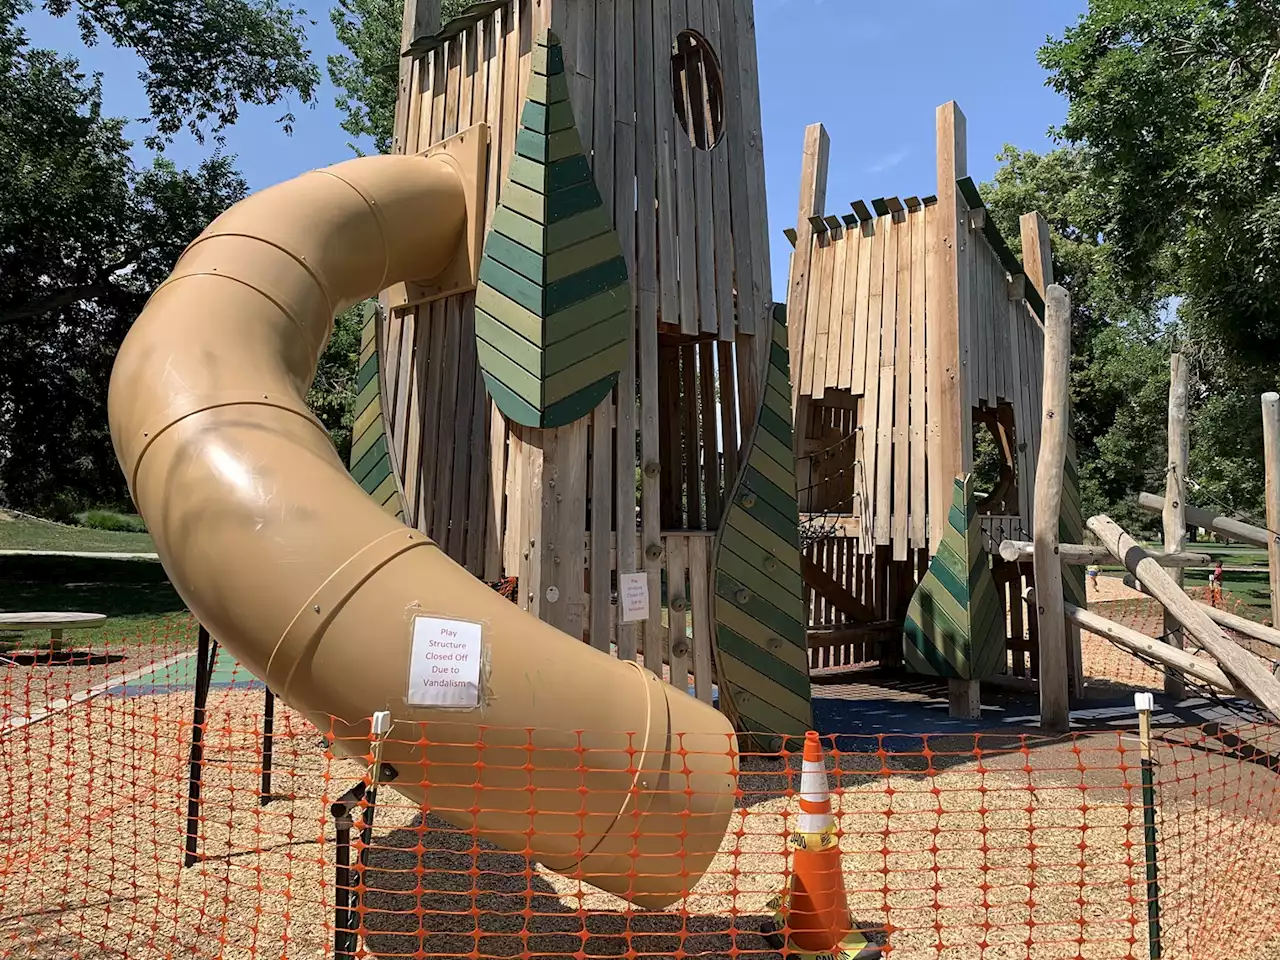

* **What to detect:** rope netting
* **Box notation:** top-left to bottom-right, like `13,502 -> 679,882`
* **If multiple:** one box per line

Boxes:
1,615 -> 1279,960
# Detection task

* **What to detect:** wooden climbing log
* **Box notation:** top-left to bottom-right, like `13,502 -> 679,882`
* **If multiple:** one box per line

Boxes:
1087,513 -> 1280,718
1032,284 -> 1073,732
998,541 -> 1210,567
1164,353 -> 1189,699
1263,392 -> 1280,625
1027,588 -> 1248,700
1136,492 -> 1270,548
1122,575 -> 1280,652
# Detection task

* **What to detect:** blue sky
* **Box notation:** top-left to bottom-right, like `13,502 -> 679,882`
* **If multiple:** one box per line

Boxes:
21,0 -> 1087,300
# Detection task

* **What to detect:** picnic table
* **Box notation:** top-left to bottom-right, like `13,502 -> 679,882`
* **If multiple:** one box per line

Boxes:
0,612 -> 108,655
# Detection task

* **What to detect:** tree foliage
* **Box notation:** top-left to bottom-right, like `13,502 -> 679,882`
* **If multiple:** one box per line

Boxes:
328,0 -> 469,153
978,0 -> 1280,532
0,0 -> 338,516
1041,0 -> 1280,369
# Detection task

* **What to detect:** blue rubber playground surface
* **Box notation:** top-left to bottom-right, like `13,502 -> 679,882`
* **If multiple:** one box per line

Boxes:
105,649 -> 265,697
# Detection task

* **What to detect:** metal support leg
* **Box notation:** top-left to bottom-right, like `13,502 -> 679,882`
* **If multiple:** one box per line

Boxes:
260,688 -> 275,805
184,625 -> 218,868
330,763 -> 397,960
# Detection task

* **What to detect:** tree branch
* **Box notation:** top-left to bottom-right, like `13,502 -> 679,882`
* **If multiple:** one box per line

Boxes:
0,283 -> 116,323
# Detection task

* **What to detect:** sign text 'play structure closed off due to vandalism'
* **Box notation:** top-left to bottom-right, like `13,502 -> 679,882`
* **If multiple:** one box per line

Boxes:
407,616 -> 482,708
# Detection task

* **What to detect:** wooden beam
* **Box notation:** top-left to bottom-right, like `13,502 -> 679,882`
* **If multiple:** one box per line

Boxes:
1122,575 -> 1280,652
929,101 -> 968,553
1035,589 -> 1248,699
801,555 -> 877,623
1164,353 -> 1189,698
1263,391 -> 1280,624
1136,492 -> 1269,547
1019,211 -> 1053,301
998,540 -> 1210,567
1032,284 -> 1073,732
787,123 -> 830,409
1087,513 -> 1280,718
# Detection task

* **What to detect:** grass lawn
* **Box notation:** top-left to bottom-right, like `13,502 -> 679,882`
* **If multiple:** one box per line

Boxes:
0,517 -> 155,552
0,541 -> 184,649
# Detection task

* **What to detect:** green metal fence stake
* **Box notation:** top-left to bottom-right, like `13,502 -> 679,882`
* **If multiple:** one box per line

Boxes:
1136,692 -> 1162,960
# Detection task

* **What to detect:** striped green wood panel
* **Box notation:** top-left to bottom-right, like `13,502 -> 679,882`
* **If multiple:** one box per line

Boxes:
474,28 -> 631,430
902,475 -> 1006,680
710,304 -> 812,750
349,301 -> 407,523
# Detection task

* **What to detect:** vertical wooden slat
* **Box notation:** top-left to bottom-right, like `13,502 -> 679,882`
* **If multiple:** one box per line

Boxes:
909,207 -> 928,550
718,0 -> 752,339
640,241 -> 664,671
500,0 -> 521,185
592,0 -> 613,201
801,238 -> 831,400
704,0 -> 734,341
670,0 -> 699,334
823,229 -> 849,390
717,341 -> 740,486
735,0 -> 770,338
685,0 -> 717,336
849,221 -> 873,395
891,211 -> 912,560
614,0 -> 640,664
431,300 -> 461,542
688,536 -> 714,703
483,8 -> 509,581
699,340 -> 720,524
658,343 -> 677,525
548,422 -> 590,639
860,215 -> 888,550
652,0 -> 679,329
1010,286 -> 1032,530
834,226 -> 859,392
502,427 -> 520,573
667,537 -> 690,691
873,214 -> 898,547
683,346 -> 702,529
785,124 -> 830,404
930,103 -> 967,553
449,297 -> 478,560
591,398 -> 615,652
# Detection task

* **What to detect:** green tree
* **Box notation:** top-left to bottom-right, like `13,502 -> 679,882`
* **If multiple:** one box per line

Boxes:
0,0 -> 320,515
1040,0 -> 1280,369
328,0 -> 469,153
308,302 -> 367,464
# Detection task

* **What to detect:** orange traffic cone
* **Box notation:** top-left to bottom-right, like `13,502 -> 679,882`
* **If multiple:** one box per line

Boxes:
764,732 -> 881,960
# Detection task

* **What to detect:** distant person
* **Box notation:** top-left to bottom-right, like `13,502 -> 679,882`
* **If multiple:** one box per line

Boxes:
1209,561 -> 1224,607
1087,564 -> 1099,592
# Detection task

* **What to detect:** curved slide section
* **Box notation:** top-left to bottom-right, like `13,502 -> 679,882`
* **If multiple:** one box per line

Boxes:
107,140 -> 738,909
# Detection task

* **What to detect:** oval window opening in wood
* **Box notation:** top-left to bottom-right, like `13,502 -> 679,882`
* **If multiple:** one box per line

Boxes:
671,30 -> 725,151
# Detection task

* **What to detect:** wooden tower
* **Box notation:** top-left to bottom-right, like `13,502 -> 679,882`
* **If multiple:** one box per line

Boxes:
368,0 -> 812,744
783,102 -> 1086,694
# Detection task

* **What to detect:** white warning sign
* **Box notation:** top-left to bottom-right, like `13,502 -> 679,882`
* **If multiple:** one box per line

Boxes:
619,572 -> 650,623
407,616 -> 482,708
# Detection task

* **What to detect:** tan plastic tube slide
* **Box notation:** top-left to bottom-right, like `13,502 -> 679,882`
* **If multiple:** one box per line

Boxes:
107,141 -> 739,909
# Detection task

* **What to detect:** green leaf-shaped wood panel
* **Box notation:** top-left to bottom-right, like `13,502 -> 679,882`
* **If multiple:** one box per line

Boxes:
902,474 -> 1006,680
350,301 -> 407,522
710,305 -> 813,750
475,28 -> 631,429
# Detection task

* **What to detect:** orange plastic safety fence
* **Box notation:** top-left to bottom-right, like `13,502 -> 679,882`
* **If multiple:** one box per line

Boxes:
1,615 -> 1279,959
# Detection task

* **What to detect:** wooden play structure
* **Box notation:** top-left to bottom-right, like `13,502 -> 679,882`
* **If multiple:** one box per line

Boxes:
364,0 -> 809,745
781,103 -> 1086,711
353,0 -> 1280,737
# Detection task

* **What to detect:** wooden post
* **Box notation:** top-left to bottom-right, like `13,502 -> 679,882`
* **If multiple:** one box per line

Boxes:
1020,210 -> 1085,696
1263,392 -> 1280,626
1032,284 -> 1072,732
1088,513 -> 1280,717
786,123 -> 830,411
929,102 -> 968,554
1163,354 -> 1189,699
